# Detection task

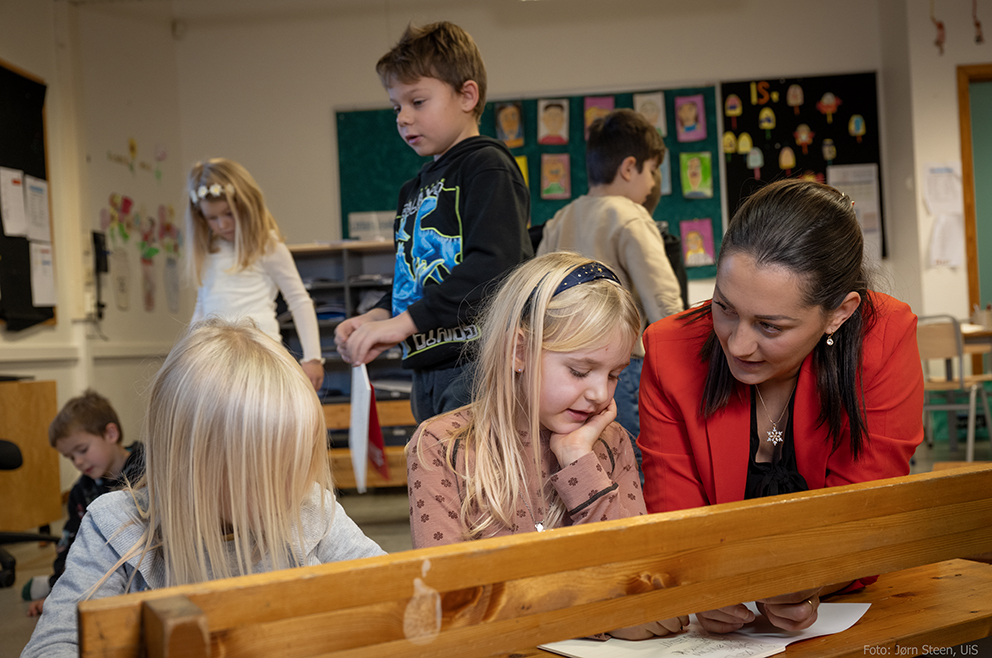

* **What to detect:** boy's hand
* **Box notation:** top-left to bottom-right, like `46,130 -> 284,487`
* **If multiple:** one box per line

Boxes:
27,597 -> 45,617
694,603 -> 756,633
336,311 -> 417,366
756,588 -> 820,631
549,399 -> 617,466
334,309 -> 390,363
608,616 -> 689,640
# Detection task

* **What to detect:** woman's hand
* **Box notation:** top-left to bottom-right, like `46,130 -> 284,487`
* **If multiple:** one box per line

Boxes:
694,604 -> 756,633
756,588 -> 820,631
301,360 -> 325,391
608,615 -> 689,640
549,399 -> 618,466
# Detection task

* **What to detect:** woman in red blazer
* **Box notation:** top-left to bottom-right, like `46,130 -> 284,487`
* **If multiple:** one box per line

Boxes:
639,179 -> 924,634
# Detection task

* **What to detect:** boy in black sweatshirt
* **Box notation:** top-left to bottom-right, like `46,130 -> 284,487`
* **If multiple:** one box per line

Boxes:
335,21 -> 532,421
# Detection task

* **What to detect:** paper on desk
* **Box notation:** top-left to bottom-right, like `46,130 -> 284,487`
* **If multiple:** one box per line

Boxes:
349,364 -> 372,493
540,602 -> 870,658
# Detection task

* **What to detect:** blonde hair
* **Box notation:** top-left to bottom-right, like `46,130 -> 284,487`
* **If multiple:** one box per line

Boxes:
427,252 -> 640,539
185,158 -> 282,285
115,319 -> 331,588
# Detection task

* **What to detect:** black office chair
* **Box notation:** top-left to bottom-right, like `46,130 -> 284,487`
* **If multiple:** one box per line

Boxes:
0,439 -> 59,587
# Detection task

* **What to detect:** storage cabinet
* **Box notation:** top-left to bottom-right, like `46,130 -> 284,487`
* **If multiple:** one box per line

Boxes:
286,241 -> 414,488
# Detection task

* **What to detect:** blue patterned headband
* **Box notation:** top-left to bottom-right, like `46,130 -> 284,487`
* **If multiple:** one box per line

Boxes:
522,262 -> 622,320
552,262 -> 621,296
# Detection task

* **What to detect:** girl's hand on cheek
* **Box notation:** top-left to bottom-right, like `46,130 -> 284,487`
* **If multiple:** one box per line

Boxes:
550,399 -> 617,466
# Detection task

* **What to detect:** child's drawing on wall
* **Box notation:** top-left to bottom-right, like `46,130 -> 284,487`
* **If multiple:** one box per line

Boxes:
679,151 -> 713,199
675,94 -> 706,143
583,96 -> 614,139
680,218 -> 716,268
495,102 -> 524,148
537,99 -> 569,145
540,153 -> 571,200
634,91 -> 666,136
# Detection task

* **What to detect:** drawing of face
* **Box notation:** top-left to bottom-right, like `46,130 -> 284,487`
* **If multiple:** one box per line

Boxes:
545,161 -> 564,183
687,157 -> 703,189
499,105 -> 521,138
686,230 -> 704,253
585,105 -> 610,126
542,105 -> 566,135
678,102 -> 699,129
638,101 -> 660,126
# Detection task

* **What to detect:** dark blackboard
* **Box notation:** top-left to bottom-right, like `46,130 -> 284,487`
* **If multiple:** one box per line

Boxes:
720,72 -> 885,256
0,59 -> 54,331
336,84 -> 723,280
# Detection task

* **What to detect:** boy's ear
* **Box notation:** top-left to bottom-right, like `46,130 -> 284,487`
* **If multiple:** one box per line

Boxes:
618,156 -> 639,182
103,422 -> 121,445
458,80 -> 480,114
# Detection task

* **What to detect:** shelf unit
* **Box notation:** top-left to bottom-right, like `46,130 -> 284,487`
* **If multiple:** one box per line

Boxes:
288,241 -> 414,489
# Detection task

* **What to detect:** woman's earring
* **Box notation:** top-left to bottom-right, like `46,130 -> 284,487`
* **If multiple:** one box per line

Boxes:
826,333 -> 835,346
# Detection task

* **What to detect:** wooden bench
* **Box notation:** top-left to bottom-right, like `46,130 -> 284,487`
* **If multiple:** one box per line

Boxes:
77,464 -> 992,658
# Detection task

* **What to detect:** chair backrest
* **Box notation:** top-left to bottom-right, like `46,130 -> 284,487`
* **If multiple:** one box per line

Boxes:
917,315 -> 965,384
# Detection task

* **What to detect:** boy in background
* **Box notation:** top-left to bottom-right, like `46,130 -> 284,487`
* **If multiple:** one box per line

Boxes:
23,389 -> 143,616
538,109 -> 683,468
335,21 -> 532,422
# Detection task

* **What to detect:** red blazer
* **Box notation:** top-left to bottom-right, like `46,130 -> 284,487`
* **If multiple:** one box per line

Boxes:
639,292 -> 924,514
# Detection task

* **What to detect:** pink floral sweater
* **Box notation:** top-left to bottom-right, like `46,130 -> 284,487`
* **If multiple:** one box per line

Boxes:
407,408 -> 646,548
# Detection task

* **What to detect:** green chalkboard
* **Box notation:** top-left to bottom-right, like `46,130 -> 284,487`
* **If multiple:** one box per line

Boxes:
336,85 -> 722,280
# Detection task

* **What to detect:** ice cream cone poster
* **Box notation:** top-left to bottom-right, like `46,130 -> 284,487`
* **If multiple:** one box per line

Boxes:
725,94 -> 742,130
680,218 -> 716,268
680,152 -> 713,199
794,124 -> 815,155
675,94 -> 706,142
723,131 -> 738,162
787,84 -> 804,115
541,154 -> 571,200
584,96 -> 614,138
816,92 -> 841,123
747,147 -> 764,180
537,99 -> 569,145
634,91 -> 667,136
495,102 -> 524,148
849,114 -> 866,143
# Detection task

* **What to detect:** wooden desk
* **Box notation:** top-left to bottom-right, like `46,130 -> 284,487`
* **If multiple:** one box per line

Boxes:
0,380 -> 60,530
961,323 -> 992,373
512,559 -> 992,658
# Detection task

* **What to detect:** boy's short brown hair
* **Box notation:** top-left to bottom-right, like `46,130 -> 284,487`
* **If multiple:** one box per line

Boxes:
376,21 -> 487,121
586,108 -> 667,186
48,389 -> 123,447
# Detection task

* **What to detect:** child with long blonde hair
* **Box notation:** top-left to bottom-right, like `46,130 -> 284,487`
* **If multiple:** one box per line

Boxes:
406,252 -> 687,640
23,320 -> 383,657
186,158 -> 324,390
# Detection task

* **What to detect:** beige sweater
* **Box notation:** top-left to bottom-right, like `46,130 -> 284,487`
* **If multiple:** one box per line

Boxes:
537,194 -> 684,357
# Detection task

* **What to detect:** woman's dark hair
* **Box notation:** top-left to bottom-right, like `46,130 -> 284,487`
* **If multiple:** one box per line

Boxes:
685,179 -> 876,457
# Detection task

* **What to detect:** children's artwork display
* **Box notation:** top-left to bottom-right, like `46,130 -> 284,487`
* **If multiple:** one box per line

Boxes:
675,94 -> 707,142
583,96 -> 614,137
720,72 -> 884,257
540,154 -> 571,200
680,218 -> 716,267
679,152 -> 713,199
335,85 -> 722,280
537,99 -> 569,145
634,91 -> 666,136
495,101 -> 524,148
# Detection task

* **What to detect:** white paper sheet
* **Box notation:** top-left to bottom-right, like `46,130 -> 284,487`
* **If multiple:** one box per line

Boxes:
540,602 -> 871,658
826,163 -> 881,261
30,241 -> 57,306
0,167 -> 28,237
928,212 -> 965,268
923,163 -> 964,215
24,175 -> 51,242
349,364 -> 372,493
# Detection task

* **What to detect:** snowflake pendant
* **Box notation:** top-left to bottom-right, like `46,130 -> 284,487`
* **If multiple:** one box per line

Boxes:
766,424 -> 784,446
535,522 -> 545,532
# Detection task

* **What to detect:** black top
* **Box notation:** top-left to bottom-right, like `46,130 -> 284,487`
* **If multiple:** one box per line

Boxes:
374,135 -> 532,371
744,389 -> 808,500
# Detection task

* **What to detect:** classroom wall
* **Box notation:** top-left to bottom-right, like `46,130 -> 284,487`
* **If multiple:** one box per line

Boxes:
905,0 -> 991,318
0,0 -> 192,493
170,0 -> 926,308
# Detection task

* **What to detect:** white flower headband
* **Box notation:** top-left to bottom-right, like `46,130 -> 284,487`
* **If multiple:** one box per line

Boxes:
189,183 -> 235,204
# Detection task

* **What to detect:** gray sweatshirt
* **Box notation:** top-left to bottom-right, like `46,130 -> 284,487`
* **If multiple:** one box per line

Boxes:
21,486 -> 385,657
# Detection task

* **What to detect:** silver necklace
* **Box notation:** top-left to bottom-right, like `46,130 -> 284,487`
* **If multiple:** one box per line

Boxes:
754,384 -> 795,446
521,494 -> 545,532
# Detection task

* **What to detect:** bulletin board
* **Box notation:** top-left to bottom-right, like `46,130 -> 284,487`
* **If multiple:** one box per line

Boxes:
335,84 -> 723,280
720,72 -> 886,258
0,58 -> 55,330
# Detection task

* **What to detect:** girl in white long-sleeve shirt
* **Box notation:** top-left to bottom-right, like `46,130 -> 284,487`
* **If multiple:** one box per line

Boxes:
186,158 -> 324,390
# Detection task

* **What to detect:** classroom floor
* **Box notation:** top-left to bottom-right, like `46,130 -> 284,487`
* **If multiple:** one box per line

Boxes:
1,438 -> 989,657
